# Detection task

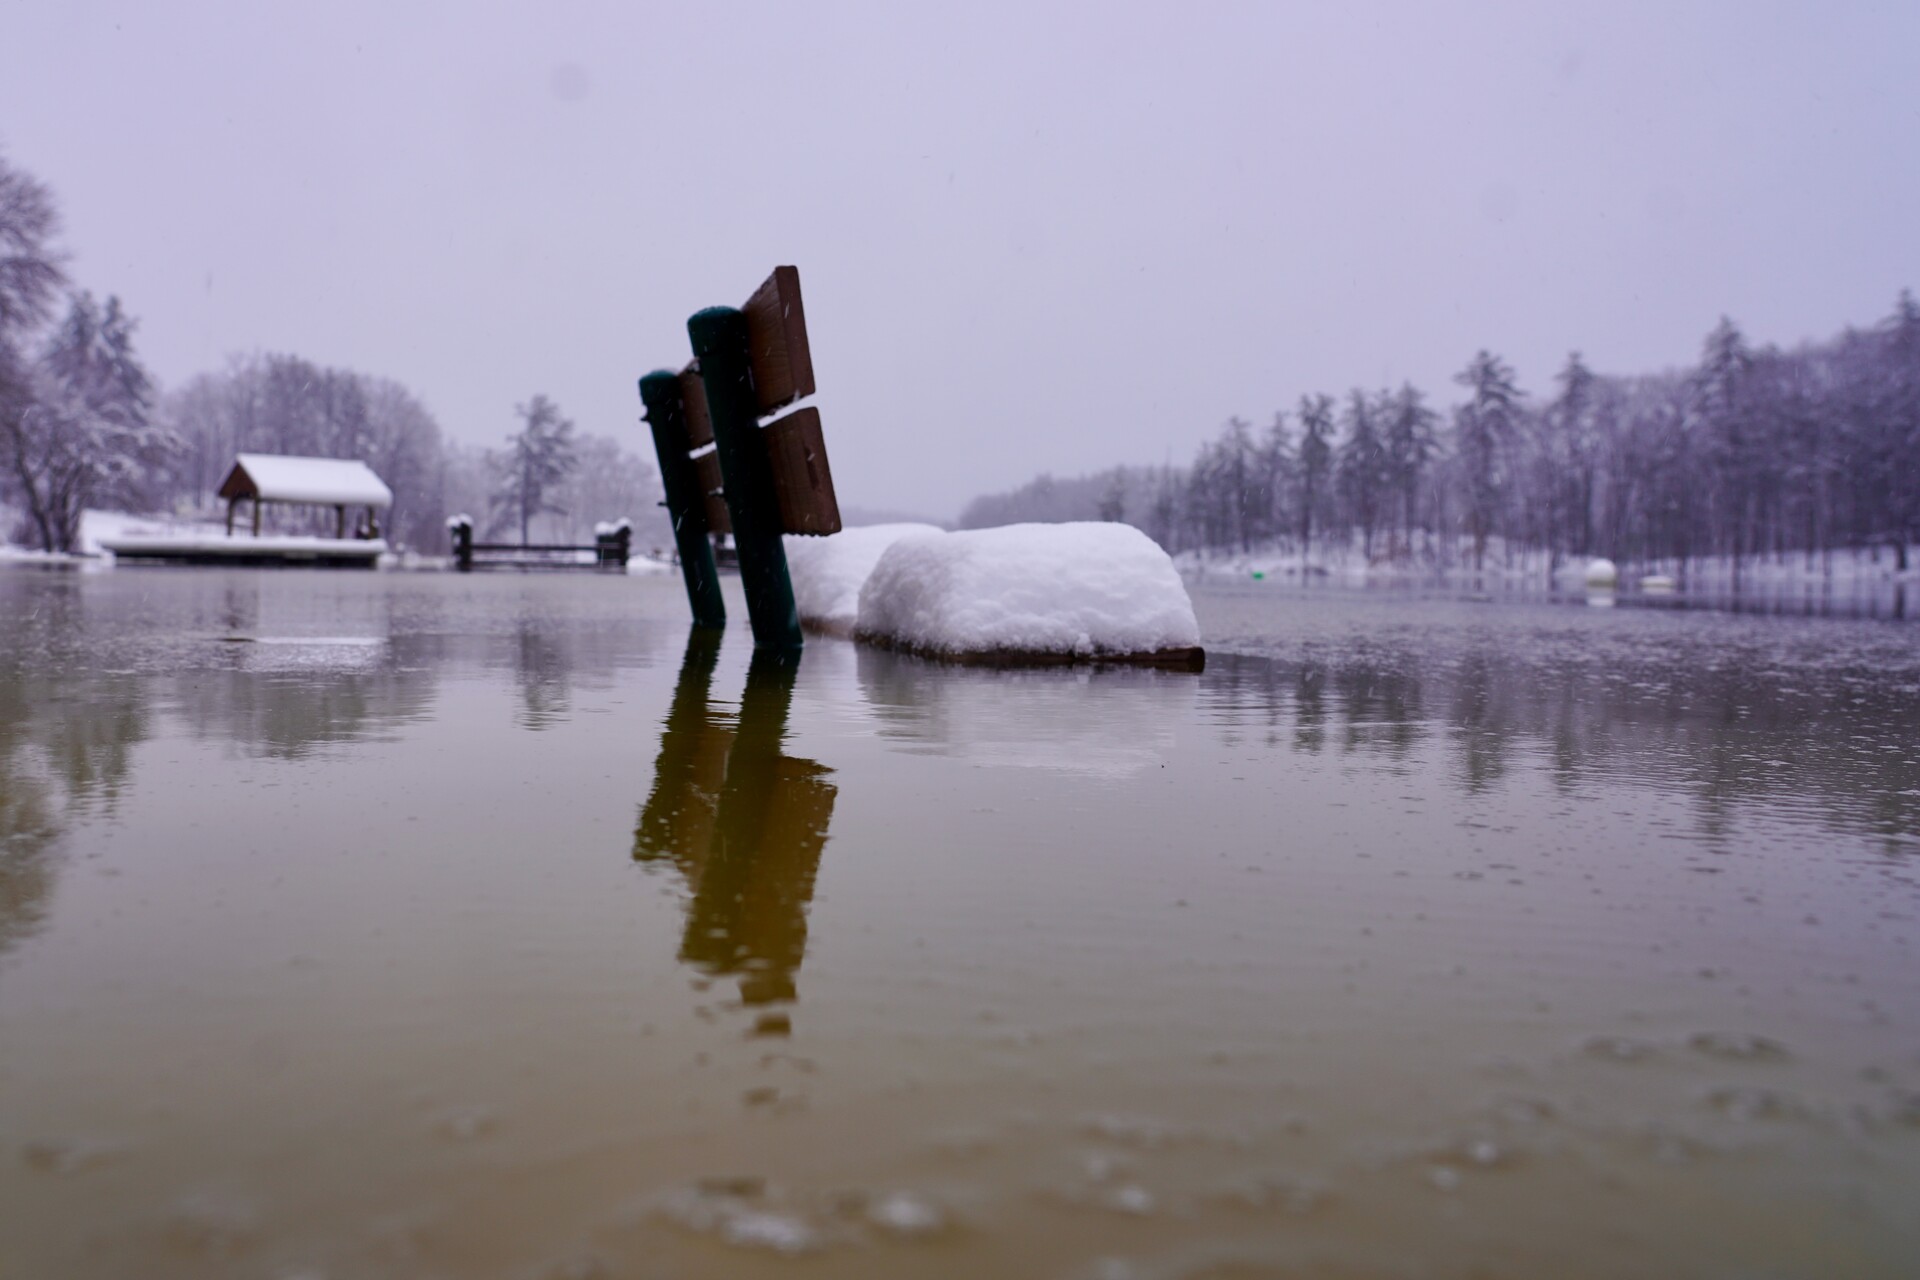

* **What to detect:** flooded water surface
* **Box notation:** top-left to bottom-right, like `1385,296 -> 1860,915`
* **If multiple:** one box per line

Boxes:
3,569 -> 1919,1278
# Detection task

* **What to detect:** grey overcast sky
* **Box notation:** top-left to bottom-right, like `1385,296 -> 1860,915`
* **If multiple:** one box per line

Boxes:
5,1 -> 1917,520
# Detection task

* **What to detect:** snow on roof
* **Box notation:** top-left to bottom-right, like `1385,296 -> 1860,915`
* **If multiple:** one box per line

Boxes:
854,522 -> 1202,662
224,454 -> 394,508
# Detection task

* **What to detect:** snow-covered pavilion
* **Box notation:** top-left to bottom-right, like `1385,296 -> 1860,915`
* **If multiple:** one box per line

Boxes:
218,453 -> 393,539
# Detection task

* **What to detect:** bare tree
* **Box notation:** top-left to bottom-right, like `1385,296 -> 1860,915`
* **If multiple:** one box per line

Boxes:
548,432 -> 659,542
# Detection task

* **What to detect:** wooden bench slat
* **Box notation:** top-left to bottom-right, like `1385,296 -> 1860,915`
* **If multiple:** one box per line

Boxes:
679,364 -> 714,449
764,407 -> 841,536
691,449 -> 733,535
743,265 -> 815,416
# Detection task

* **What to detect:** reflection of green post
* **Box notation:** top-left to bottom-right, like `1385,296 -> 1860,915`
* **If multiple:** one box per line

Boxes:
638,372 -> 726,629
688,307 -> 802,652
683,648 -> 835,1008
634,629 -> 729,862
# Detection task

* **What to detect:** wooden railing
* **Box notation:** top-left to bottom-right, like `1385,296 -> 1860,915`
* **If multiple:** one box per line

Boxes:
446,517 -> 631,572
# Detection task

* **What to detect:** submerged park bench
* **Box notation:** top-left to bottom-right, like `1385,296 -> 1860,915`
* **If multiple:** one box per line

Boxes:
638,266 -> 1202,669
638,265 -> 839,651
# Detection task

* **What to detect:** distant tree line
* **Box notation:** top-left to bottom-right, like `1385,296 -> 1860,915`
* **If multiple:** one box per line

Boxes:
962,298 -> 1920,574
166,354 -> 450,547
0,151 -> 661,554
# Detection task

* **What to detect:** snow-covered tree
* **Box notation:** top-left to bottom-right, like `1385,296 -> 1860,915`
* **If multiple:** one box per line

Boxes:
4,293 -> 172,551
1691,317 -> 1755,569
1452,351 -> 1522,570
1384,382 -> 1439,560
957,294 -> 1919,572
1873,291 -> 1920,568
1544,352 -> 1598,561
1337,389 -> 1390,560
0,152 -> 63,358
1097,469 -> 1128,523
1295,393 -> 1335,563
0,151 -> 67,536
1256,410 -> 1293,550
490,394 -> 578,545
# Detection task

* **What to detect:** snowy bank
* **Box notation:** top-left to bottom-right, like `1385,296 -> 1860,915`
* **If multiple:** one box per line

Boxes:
854,523 -> 1203,667
785,523 -> 943,635
100,533 -> 387,563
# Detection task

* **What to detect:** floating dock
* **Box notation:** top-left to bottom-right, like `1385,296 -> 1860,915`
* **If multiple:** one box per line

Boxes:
99,535 -> 388,568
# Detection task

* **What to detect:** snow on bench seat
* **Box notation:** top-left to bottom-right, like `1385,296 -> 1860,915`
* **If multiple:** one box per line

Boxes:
785,523 -> 943,635
853,523 -> 1203,668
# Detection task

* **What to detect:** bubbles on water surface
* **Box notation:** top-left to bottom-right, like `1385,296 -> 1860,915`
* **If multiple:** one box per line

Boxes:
1206,1169 -> 1331,1215
527,1252 -> 614,1280
1582,1035 -> 1659,1063
1688,1031 -> 1790,1062
866,1189 -> 948,1237
164,1188 -> 260,1258
721,1210 -> 819,1254
650,1182 -> 824,1254
646,1176 -> 959,1256
20,1134 -> 130,1175
1702,1085 -> 1806,1123
429,1106 -> 498,1142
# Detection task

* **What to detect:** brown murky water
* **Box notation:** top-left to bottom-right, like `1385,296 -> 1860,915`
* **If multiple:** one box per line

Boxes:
2,568 -> 1918,1278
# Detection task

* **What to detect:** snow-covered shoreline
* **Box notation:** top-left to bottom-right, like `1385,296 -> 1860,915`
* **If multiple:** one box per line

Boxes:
1176,540 -> 1919,592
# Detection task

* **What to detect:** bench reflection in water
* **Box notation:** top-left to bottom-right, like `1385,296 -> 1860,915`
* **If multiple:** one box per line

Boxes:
632,632 -> 836,1025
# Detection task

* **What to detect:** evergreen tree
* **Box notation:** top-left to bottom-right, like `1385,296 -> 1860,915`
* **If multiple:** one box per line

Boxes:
1257,410 -> 1293,550
1452,351 -> 1522,570
1384,382 -> 1438,560
1217,416 -> 1256,551
6,292 -> 171,550
0,152 -> 67,540
1295,393 -> 1335,564
490,394 -> 578,545
1691,317 -> 1754,567
1337,389 -> 1390,560
1097,469 -> 1128,523
1546,352 -> 1598,560
1878,291 -> 1920,567
1148,465 -> 1181,551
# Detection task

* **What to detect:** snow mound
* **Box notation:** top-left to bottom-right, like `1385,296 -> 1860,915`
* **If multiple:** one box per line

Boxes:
1584,556 -> 1619,586
854,523 -> 1202,665
78,509 -> 223,556
785,523 -> 942,635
